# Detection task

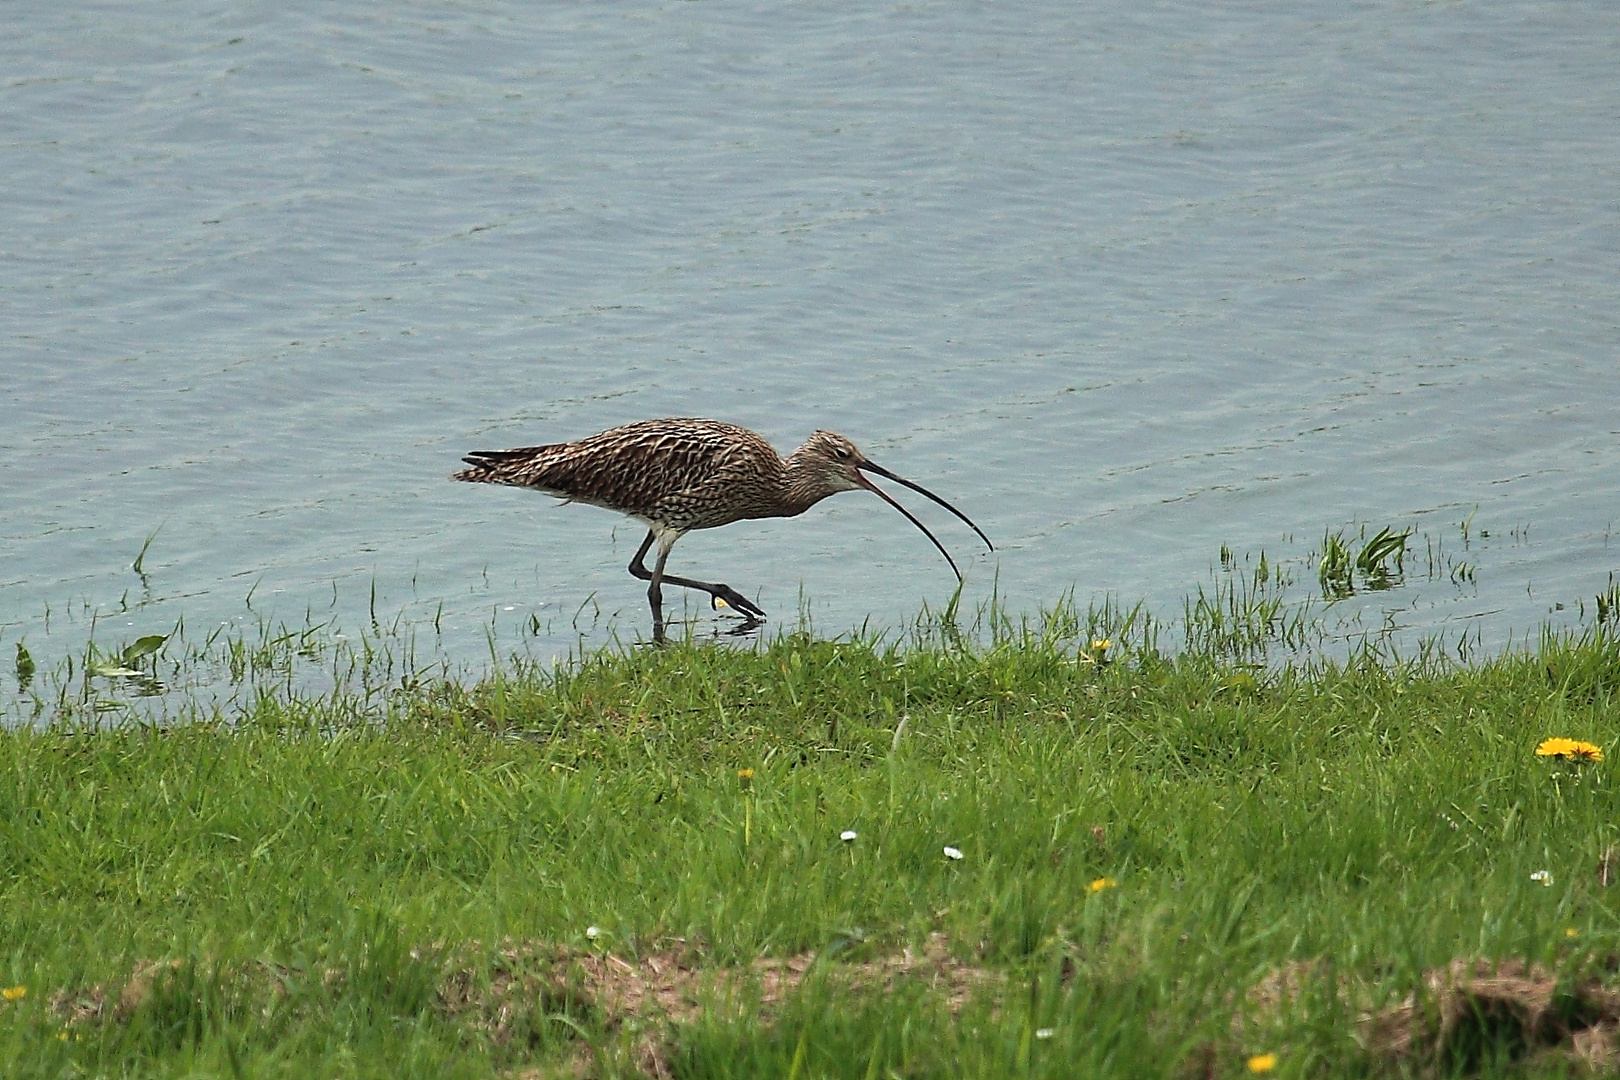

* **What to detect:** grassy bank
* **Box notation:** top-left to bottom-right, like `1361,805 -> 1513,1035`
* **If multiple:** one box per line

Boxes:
2,608 -> 1620,1077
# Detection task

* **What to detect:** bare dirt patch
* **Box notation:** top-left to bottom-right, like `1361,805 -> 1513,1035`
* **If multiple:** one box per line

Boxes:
1360,958 -> 1620,1073
49,958 -> 197,1026
48,935 -> 995,1076
440,931 -> 993,1035
1235,956 -> 1620,1076
440,933 -> 997,1079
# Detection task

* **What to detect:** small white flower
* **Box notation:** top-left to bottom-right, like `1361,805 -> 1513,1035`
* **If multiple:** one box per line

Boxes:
943,846 -> 964,861
841,830 -> 858,842
1530,870 -> 1552,886
1035,1028 -> 1055,1040
585,925 -> 602,939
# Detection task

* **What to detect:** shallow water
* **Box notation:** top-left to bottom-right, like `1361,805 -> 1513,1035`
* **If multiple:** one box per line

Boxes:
4,0 -> 1619,685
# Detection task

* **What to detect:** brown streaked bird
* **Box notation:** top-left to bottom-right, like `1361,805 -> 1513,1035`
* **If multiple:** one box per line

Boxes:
453,418 -> 992,643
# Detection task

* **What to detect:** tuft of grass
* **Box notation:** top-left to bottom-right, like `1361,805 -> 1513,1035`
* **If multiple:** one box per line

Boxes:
131,525 -> 163,580
1319,525 -> 1414,600
1593,572 -> 1620,628
13,643 -> 34,693
1186,548 -> 1310,662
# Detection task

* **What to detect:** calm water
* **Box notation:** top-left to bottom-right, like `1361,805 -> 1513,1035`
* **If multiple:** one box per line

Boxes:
4,0 -> 1619,683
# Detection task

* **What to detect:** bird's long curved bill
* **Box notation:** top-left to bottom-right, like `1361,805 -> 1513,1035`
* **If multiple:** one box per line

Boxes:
854,462 -> 993,582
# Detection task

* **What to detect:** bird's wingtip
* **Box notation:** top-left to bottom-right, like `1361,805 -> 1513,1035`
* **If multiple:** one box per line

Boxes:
452,455 -> 492,482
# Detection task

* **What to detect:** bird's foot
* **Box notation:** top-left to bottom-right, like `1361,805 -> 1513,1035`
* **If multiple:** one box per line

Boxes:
708,586 -> 766,621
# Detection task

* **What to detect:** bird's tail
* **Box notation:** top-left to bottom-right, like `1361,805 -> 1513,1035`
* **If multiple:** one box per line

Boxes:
452,446 -> 564,486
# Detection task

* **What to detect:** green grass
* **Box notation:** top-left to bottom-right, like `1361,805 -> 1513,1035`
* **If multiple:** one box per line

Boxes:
2,597 -> 1620,1077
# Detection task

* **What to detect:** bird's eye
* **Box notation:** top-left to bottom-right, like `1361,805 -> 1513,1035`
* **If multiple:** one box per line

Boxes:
835,448 -> 851,460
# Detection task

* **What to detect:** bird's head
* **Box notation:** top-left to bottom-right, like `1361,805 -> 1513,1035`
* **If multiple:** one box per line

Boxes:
795,430 -> 870,494
786,429 -> 994,581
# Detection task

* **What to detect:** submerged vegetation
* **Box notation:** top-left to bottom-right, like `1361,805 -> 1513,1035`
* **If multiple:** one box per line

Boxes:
1,529 -> 1618,1076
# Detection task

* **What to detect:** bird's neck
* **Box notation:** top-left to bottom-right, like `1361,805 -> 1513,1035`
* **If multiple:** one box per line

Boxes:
776,451 -> 834,517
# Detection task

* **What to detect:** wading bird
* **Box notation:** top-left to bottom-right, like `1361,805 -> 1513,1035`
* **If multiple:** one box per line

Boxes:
454,418 -> 991,642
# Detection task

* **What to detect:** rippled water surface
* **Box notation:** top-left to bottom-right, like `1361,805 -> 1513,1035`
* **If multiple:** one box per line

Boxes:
4,0 -> 1619,681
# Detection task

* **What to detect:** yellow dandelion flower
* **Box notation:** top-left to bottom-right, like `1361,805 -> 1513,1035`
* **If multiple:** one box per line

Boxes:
1567,927 -> 1581,939
1536,738 -> 1603,762
1,985 -> 24,1001
1091,638 -> 1111,651
1088,877 -> 1117,894
737,768 -> 754,780
1247,1053 -> 1277,1073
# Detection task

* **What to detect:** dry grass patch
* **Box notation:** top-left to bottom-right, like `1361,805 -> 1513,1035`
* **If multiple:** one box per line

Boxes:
1361,958 -> 1620,1073
48,957 -> 298,1027
443,932 -> 994,1032
46,935 -> 995,1076
1234,956 -> 1620,1076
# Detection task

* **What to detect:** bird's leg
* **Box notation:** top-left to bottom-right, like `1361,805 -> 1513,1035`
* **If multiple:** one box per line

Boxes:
628,531 -> 669,643
649,543 -> 670,644
626,530 -> 768,631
